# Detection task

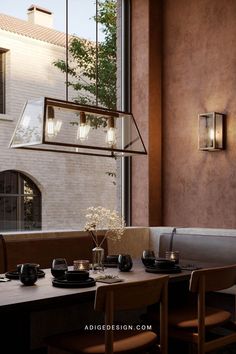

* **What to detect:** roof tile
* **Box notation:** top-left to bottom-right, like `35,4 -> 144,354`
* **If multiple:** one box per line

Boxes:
0,13 -> 66,47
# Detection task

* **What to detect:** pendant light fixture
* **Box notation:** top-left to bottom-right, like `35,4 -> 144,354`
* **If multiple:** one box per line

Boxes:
9,0 -> 147,157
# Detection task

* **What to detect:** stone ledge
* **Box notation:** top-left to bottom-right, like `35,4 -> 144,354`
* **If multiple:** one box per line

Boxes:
0,114 -> 13,121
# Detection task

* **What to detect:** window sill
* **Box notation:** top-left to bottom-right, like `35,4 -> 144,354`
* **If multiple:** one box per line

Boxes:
0,114 -> 13,121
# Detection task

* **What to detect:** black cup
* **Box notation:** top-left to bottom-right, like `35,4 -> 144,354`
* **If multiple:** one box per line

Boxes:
118,254 -> 133,272
51,258 -> 68,279
141,250 -> 156,267
19,263 -> 38,286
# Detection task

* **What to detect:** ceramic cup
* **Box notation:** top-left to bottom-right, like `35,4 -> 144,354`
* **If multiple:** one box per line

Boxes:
19,263 -> 38,286
118,254 -> 133,272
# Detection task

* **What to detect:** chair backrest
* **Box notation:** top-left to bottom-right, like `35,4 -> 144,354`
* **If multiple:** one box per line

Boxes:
95,276 -> 168,312
190,264 -> 236,293
95,277 -> 168,354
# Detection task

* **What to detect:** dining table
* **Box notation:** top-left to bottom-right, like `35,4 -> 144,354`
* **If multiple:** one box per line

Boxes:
0,260 -> 204,354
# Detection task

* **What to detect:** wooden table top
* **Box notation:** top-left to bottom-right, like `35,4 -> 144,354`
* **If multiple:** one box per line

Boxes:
0,261 -> 193,311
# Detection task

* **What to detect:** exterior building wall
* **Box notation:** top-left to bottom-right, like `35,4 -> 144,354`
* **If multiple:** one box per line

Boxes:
0,28 -> 118,230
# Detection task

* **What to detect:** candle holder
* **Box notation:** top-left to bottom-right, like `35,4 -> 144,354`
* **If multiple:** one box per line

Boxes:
165,251 -> 180,264
73,260 -> 90,271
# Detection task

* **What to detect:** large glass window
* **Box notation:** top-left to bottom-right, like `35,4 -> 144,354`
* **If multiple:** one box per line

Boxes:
0,50 -> 6,113
0,0 -> 127,231
0,171 -> 41,231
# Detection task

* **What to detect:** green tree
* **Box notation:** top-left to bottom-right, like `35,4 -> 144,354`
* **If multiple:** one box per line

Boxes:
54,0 -> 117,110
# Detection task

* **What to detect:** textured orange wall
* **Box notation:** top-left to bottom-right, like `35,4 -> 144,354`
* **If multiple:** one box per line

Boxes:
131,0 -> 162,226
163,0 -> 236,227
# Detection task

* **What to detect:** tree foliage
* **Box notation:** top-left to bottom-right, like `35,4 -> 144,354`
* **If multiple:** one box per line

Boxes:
54,0 -> 117,110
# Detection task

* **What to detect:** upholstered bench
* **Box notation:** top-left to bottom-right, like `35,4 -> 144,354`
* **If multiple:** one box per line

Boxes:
0,231 -> 108,273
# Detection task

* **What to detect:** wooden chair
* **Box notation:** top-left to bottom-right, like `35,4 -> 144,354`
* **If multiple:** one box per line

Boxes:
46,277 -> 168,354
168,264 -> 236,354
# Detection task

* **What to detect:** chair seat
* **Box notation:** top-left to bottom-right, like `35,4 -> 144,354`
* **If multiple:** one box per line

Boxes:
169,306 -> 231,329
46,330 -> 158,354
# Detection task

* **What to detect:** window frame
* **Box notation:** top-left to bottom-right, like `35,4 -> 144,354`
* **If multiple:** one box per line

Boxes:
0,171 -> 42,231
0,48 -> 7,114
121,0 -> 131,225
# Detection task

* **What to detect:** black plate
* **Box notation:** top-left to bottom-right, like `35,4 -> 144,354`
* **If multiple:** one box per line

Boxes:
145,265 -> 181,274
52,277 -> 96,288
5,269 -> 45,280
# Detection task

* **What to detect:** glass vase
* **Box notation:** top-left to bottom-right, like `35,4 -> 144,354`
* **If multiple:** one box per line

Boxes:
92,246 -> 104,272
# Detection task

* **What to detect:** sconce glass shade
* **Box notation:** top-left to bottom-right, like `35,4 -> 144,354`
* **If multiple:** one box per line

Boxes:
198,112 -> 225,151
9,97 -> 147,157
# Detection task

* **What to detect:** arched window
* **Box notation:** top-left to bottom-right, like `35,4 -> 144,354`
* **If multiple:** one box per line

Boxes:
0,170 -> 41,231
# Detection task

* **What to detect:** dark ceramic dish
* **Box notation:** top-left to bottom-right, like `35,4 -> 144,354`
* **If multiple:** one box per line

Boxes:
5,269 -> 45,280
154,258 -> 175,269
52,277 -> 96,288
145,265 -> 181,274
17,263 -> 40,273
106,255 -> 119,264
65,270 -> 89,282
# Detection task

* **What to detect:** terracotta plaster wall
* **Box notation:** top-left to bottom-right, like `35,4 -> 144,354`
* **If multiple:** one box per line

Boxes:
131,0 -> 162,226
163,0 -> 236,227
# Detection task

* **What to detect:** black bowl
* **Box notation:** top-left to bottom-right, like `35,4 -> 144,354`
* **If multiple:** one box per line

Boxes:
106,255 -> 119,264
154,258 -> 175,269
141,257 -> 156,267
65,270 -> 89,282
17,263 -> 40,273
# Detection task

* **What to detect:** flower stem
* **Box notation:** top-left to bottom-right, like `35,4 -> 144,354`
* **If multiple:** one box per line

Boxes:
90,230 -> 98,247
99,234 -> 107,248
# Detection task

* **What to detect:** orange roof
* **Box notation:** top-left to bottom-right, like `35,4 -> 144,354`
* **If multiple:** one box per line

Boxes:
0,13 -> 66,47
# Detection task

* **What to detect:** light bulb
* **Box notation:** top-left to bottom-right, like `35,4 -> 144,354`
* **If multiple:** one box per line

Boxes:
46,106 -> 62,138
209,129 -> 214,141
106,127 -> 116,146
77,112 -> 90,141
47,117 -> 55,138
106,116 -> 116,147
209,128 -> 214,147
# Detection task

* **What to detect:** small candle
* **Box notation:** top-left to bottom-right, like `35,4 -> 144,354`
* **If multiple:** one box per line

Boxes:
73,260 -> 90,271
165,251 -> 180,264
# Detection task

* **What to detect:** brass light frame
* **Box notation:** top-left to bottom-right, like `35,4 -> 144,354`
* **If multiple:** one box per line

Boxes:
198,112 -> 225,151
9,97 -> 147,158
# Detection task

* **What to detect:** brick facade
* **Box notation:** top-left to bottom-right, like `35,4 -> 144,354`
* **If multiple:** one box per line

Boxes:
0,25 -> 119,231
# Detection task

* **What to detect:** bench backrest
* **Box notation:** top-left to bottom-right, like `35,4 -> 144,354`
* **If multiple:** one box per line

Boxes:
159,233 -> 236,265
0,232 -> 108,272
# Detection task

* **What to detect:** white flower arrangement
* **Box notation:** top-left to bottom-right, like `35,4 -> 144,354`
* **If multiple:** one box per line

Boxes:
85,206 -> 125,247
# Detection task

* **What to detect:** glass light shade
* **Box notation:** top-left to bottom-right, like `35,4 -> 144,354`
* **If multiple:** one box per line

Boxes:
77,112 -> 90,141
198,112 -> 225,151
106,127 -> 117,147
9,97 -> 147,157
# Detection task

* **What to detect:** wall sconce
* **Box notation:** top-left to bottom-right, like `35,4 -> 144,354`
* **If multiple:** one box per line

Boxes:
198,112 -> 225,151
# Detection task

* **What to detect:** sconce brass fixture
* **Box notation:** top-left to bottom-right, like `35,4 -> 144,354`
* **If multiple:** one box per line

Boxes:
198,112 -> 225,151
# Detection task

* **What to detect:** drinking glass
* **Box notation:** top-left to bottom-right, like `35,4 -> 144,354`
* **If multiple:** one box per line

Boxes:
51,258 -> 68,279
141,249 -> 156,267
142,250 -> 155,258
118,254 -> 133,272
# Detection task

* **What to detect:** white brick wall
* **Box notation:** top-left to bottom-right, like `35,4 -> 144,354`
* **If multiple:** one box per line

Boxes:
0,29 -> 120,230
